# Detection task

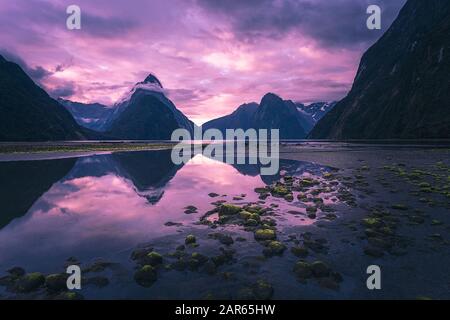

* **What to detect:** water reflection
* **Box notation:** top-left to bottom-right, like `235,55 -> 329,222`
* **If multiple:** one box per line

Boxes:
0,150 -> 332,274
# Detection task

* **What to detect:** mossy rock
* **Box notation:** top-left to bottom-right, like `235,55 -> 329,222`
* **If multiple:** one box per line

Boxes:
362,217 -> 382,228
208,232 -> 234,246
253,280 -> 274,300
311,261 -> 331,278
134,265 -> 157,287
254,229 -> 276,241
270,186 -> 290,197
306,206 -> 317,214
185,234 -> 197,245
239,210 -> 252,219
293,261 -> 312,279
218,204 -> 241,216
145,251 -> 163,266
45,274 -> 68,292
284,194 -> 294,202
291,246 -> 308,258
263,241 -> 286,256
254,187 -> 269,194
15,272 -> 45,293
245,218 -> 259,227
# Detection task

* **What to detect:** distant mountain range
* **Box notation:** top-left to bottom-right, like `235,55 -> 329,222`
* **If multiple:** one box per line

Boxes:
1,0 -> 447,142
0,55 -> 87,141
310,0 -> 450,139
203,94 -> 335,138
58,98 -> 113,132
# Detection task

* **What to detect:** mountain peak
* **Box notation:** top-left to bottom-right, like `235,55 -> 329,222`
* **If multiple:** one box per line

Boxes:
143,73 -> 163,88
260,92 -> 284,106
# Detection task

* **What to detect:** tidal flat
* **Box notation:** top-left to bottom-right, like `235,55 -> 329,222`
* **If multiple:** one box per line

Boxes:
0,142 -> 449,300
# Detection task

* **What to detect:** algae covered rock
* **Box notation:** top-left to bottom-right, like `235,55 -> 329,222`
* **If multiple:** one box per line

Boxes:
185,234 -> 197,245
134,265 -> 157,287
45,273 -> 68,292
15,272 -> 45,293
263,241 -> 286,256
254,228 -> 276,241
218,204 -> 241,216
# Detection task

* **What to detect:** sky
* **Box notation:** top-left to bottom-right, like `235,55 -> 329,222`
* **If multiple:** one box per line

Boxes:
0,0 -> 406,124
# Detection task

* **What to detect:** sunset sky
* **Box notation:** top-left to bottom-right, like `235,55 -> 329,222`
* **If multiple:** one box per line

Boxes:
0,0 -> 406,124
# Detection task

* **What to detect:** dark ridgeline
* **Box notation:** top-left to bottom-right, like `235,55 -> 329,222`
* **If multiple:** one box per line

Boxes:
202,93 -> 323,139
202,102 -> 259,134
309,0 -> 450,139
0,158 -> 77,228
0,55 -> 87,141
58,98 -> 113,132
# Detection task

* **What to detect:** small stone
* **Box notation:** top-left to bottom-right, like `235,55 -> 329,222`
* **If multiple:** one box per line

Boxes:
208,192 -> 220,197
293,261 -> 312,279
185,234 -> 197,245
134,265 -> 157,287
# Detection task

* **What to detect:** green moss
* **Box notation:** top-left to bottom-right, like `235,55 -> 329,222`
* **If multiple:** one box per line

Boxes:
146,251 -> 163,266
263,241 -> 286,256
254,228 -> 276,241
134,265 -> 157,287
290,246 -> 308,258
218,204 -> 241,216
271,185 -> 290,196
185,234 -> 196,245
311,261 -> 331,278
45,274 -> 68,292
362,217 -> 382,228
293,261 -> 312,279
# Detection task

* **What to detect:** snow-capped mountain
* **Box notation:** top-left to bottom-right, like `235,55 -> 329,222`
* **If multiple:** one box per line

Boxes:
296,102 -> 337,123
202,94 -> 335,137
103,74 -> 195,140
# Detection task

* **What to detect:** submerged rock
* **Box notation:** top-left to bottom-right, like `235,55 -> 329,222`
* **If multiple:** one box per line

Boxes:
208,193 -> 220,197
291,246 -> 309,258
134,265 -> 157,287
45,274 -> 68,292
218,204 -> 241,216
144,251 -> 163,266
209,233 -> 234,245
293,261 -> 313,279
185,234 -> 197,245
254,229 -> 276,241
311,261 -> 331,278
263,241 -> 286,256
15,272 -> 45,293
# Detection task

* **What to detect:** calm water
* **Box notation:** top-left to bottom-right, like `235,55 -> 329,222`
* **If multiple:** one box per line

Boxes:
0,150 -> 340,299
1,146 -> 449,299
